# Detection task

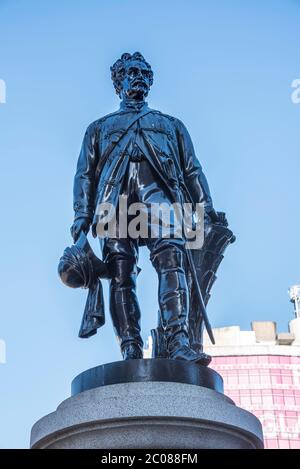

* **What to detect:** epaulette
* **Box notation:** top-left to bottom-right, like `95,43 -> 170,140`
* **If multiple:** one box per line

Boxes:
155,111 -> 177,122
94,109 -> 121,126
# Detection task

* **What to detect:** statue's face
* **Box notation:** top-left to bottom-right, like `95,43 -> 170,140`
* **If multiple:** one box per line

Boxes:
120,59 -> 152,100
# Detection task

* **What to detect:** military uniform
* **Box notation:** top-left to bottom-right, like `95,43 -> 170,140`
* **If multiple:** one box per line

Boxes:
73,100 -> 214,359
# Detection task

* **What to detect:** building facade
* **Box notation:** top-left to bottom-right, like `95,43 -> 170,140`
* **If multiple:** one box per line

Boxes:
204,318 -> 300,449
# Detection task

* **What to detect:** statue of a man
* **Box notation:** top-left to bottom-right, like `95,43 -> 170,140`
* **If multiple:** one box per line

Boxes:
70,52 -> 224,366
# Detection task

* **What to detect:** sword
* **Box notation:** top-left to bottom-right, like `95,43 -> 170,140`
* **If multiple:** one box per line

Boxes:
185,245 -> 215,345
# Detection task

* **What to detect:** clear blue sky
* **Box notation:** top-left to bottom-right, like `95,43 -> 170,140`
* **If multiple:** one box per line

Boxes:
0,0 -> 299,448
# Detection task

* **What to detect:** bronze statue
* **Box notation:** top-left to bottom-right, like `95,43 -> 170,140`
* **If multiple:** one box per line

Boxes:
59,52 -> 235,366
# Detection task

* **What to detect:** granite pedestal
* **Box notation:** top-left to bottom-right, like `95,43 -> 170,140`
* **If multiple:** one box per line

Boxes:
30,359 -> 264,449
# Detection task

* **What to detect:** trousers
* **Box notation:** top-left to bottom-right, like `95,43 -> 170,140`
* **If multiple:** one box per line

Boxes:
101,159 -> 190,352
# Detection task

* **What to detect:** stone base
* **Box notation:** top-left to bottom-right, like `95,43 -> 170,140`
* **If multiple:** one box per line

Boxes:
30,360 -> 264,449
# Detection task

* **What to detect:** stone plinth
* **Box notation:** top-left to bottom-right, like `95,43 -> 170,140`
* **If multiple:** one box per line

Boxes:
30,359 -> 264,449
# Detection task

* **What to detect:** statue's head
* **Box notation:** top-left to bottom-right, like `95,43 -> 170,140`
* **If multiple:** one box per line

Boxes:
111,52 -> 153,100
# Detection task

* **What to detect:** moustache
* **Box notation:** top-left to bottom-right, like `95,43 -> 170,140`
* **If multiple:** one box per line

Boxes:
131,79 -> 148,88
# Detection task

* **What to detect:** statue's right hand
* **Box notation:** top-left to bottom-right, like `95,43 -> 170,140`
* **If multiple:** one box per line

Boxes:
70,217 -> 91,243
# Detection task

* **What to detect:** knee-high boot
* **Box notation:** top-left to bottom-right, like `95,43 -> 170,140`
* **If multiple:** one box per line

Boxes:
110,258 -> 143,359
152,247 -> 211,366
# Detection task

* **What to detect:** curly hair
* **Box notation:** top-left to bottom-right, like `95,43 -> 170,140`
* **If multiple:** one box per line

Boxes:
110,52 -> 154,96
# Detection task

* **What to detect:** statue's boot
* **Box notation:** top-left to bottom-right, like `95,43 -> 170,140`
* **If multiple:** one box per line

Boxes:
168,331 -> 211,366
110,258 -> 143,360
121,341 -> 143,360
152,247 -> 211,366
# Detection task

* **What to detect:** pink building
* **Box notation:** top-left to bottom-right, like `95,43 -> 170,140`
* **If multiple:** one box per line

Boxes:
204,319 -> 300,449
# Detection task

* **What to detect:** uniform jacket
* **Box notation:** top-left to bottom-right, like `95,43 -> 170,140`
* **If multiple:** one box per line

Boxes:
73,104 -> 213,230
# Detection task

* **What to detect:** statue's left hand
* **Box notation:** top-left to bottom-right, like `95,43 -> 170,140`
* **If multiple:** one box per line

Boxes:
207,209 -> 228,226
